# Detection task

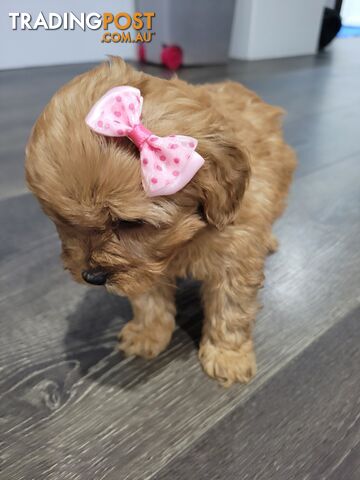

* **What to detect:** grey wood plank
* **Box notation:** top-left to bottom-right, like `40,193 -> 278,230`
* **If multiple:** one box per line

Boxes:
1,153 -> 359,480
285,103 -> 360,178
0,64 -> 96,200
0,193 -> 55,264
1,37 -> 360,480
155,305 -> 360,480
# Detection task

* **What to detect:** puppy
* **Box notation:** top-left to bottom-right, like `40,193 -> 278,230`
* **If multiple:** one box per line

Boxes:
25,58 -> 296,386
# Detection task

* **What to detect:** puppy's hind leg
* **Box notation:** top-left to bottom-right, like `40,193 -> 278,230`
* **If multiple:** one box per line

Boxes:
118,283 -> 176,359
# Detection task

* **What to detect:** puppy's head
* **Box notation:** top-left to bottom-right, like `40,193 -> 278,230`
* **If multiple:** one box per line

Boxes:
25,59 -> 250,296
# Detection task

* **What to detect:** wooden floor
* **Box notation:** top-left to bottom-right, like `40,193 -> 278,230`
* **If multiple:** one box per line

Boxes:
1,38 -> 360,480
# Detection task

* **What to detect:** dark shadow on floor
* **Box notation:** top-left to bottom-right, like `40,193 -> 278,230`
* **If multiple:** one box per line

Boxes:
62,280 -> 204,390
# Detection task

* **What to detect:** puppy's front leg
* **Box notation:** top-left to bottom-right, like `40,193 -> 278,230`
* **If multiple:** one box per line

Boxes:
118,284 -> 176,359
199,254 -> 265,387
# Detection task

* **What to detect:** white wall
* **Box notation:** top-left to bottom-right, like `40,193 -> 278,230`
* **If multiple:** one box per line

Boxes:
0,0 -> 136,70
325,0 -> 336,8
230,0 -> 326,60
341,0 -> 360,26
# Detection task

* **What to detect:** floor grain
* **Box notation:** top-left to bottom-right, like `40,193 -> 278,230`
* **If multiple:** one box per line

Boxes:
155,306 -> 360,480
1,38 -> 360,480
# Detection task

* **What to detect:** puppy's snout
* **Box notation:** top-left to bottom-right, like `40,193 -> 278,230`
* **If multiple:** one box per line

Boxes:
82,268 -> 108,286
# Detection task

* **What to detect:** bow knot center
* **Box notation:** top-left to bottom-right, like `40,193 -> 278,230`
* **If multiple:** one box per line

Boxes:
127,124 -> 152,148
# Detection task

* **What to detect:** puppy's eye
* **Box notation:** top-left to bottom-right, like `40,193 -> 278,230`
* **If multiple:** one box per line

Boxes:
112,219 -> 145,230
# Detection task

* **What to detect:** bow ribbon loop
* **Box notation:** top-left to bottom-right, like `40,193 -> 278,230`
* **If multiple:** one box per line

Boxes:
86,86 -> 204,196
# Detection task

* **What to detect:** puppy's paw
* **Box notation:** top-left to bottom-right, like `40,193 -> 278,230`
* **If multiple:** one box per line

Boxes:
118,320 -> 172,359
199,340 -> 256,387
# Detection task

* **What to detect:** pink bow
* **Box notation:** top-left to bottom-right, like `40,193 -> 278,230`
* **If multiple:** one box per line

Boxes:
85,86 -> 204,196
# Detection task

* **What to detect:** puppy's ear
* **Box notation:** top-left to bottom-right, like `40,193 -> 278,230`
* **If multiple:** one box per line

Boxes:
196,140 -> 251,229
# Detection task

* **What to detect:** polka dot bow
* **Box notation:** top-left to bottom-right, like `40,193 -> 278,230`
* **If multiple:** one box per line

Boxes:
85,86 -> 204,196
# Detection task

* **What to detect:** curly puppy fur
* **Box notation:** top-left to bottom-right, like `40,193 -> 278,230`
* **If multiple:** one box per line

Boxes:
26,58 -> 296,386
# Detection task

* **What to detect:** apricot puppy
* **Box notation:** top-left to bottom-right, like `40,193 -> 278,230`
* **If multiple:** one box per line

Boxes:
26,59 -> 296,386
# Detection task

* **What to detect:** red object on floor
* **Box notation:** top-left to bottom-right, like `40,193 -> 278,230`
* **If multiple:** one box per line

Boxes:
138,44 -> 146,63
161,45 -> 183,70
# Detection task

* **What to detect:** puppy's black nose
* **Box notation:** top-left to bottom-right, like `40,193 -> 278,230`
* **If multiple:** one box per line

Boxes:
82,268 -> 108,286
